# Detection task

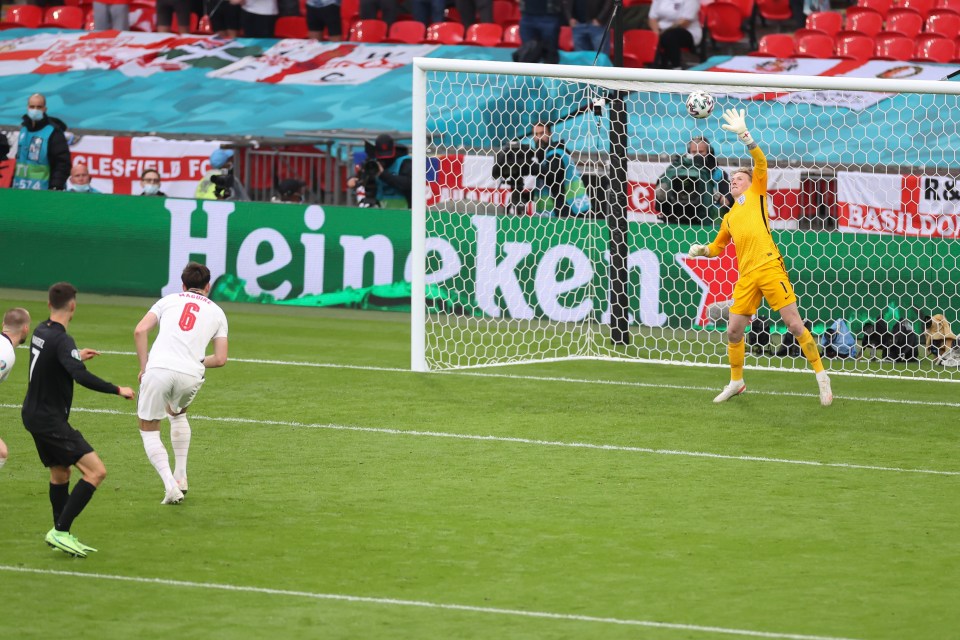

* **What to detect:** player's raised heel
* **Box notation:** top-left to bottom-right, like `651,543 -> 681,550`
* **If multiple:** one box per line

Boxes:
176,476 -> 188,496
713,379 -> 746,403
816,371 -> 833,407
45,528 -> 87,558
161,487 -> 185,505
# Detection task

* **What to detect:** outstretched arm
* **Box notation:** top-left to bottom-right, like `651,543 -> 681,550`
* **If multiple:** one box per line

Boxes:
722,108 -> 767,192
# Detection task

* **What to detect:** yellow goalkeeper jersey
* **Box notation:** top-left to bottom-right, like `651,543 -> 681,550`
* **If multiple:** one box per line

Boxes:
706,146 -> 782,276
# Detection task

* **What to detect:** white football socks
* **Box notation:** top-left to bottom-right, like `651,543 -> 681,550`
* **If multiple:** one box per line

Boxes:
0,456 -> 6,470
169,413 -> 191,482
140,429 -> 176,492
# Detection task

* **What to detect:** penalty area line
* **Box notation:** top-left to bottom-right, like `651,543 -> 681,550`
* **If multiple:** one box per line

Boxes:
0,565 -> 863,640
0,404 -> 956,476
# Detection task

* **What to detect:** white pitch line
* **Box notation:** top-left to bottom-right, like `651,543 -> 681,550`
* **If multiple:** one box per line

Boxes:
1,404 -> 955,476
92,350 -> 960,409
0,565 -> 863,640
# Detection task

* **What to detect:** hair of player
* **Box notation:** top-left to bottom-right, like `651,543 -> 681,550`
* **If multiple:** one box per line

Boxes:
181,262 -> 211,290
733,167 -> 753,180
2,307 -> 30,330
48,282 -> 77,310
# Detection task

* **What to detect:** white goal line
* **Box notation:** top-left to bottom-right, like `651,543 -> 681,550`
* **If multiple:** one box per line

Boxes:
0,565 -> 865,640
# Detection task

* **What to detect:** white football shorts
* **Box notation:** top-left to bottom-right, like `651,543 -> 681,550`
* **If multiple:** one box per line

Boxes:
137,368 -> 205,421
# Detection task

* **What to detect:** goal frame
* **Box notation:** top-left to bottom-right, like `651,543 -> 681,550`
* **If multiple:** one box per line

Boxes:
410,59 -> 960,373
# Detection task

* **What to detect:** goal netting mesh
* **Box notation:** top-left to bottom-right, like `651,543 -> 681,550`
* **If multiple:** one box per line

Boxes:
411,61 -> 960,381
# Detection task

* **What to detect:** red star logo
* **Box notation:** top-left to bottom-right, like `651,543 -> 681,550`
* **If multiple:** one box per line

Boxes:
677,244 -> 739,326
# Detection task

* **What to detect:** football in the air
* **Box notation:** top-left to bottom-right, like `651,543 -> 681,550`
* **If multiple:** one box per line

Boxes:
685,91 -> 715,119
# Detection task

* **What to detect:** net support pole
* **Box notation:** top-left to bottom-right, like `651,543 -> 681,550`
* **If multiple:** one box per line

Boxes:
607,6 -> 630,346
411,62 -> 428,372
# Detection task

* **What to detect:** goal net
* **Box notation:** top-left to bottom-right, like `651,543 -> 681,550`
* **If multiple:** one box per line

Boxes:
410,59 -> 960,381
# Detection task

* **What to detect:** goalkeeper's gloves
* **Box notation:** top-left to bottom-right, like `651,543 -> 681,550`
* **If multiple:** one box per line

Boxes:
688,244 -> 710,258
721,108 -> 755,146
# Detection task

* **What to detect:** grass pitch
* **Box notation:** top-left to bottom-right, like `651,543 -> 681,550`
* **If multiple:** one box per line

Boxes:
0,288 -> 957,640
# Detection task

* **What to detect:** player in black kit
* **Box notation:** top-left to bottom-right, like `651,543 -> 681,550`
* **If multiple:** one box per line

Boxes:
22,283 -> 134,558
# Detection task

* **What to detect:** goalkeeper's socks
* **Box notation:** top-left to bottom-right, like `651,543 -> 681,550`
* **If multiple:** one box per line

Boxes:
169,413 -> 191,482
798,329 -> 825,373
728,338 -> 745,382
140,429 -> 177,493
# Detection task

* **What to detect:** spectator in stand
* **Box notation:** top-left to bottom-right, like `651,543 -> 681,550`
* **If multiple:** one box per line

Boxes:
516,0 -> 571,65
306,0 -> 342,40
13,93 -> 71,192
236,0 -> 278,36
271,178 -> 308,203
456,0 -> 492,26
140,169 -> 166,196
413,0 -> 445,26
66,163 -> 100,194
647,0 -> 701,69
359,0 -> 397,25
157,0 -> 193,32
93,0 -> 131,30
209,0 -> 242,37
571,0 -> 613,54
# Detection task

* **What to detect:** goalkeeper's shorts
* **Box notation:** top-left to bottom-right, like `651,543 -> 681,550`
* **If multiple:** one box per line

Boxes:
730,260 -> 797,317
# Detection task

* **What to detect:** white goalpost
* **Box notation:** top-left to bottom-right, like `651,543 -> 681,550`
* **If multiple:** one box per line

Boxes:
411,59 -> 960,381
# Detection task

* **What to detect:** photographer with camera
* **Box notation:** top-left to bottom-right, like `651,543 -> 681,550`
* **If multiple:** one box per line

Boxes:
195,148 -> 249,201
655,135 -> 730,225
346,134 -> 412,209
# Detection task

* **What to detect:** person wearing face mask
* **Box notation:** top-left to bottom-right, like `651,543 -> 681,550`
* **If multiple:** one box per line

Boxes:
655,135 -> 730,225
195,148 -> 249,201
140,169 -> 166,197
13,93 -> 71,191
66,162 -> 100,194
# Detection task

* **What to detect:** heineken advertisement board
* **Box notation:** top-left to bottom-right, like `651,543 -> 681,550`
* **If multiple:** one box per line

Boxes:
0,191 -> 954,328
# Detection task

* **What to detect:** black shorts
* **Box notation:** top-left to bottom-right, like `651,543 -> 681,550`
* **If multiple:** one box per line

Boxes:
306,4 -> 342,35
29,425 -> 95,468
157,0 -> 192,28
210,1 -> 242,32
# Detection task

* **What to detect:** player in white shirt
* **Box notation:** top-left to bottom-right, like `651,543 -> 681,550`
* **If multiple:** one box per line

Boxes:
0,307 -> 31,470
134,262 -> 228,504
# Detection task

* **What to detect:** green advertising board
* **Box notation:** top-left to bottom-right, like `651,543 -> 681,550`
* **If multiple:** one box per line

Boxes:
1,190 -> 956,330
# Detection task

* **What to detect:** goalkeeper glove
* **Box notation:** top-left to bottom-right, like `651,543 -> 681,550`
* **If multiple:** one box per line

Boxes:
721,108 -> 755,146
688,244 -> 710,258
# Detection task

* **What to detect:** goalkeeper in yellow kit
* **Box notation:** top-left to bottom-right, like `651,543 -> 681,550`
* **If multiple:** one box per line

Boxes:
688,108 -> 833,406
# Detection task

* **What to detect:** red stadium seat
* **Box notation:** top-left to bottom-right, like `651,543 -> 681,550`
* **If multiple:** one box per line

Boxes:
275,15 -> 308,38
913,32 -> 955,59
925,8 -> 960,36
341,0 -> 359,38
349,18 -> 387,41
938,0 -> 960,11
1,4 -> 44,28
194,13 -> 213,34
874,31 -> 915,58
559,24 -> 573,50
806,11 -> 843,36
794,32 -> 835,57
902,0 -> 935,18
756,0 -> 793,22
499,22 -> 520,46
386,20 -> 426,43
42,5 -> 84,29
623,28 -> 658,66
702,1 -> 747,52
726,0 -> 757,47
492,0 -> 520,25
84,8 -> 94,29
751,32 -> 796,56
886,7 -> 925,36
857,0 -> 891,17
425,21 -> 464,43
834,32 -> 875,58
464,22 -> 502,45
845,7 -> 884,35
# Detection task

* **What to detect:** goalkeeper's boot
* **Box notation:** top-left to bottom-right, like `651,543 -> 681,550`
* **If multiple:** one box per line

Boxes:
816,371 -> 833,407
713,379 -> 746,403
161,486 -> 184,505
45,528 -> 87,558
